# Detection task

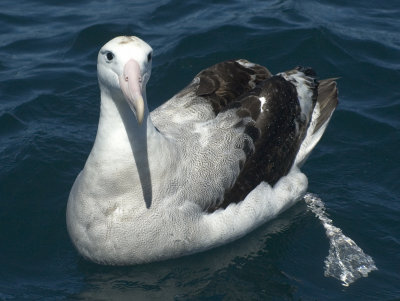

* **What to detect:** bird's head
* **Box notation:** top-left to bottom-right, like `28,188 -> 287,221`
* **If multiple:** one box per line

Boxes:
97,36 -> 153,125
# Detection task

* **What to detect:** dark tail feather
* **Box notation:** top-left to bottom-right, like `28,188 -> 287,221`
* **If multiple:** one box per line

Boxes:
314,78 -> 339,134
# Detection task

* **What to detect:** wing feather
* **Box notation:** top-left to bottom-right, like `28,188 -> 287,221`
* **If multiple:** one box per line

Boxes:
151,62 -> 338,212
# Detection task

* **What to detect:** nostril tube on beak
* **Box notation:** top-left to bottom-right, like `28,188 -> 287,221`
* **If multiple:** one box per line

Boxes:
119,59 -> 145,125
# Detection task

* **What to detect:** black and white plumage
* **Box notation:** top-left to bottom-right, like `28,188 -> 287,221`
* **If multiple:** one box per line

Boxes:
66,36 -> 338,265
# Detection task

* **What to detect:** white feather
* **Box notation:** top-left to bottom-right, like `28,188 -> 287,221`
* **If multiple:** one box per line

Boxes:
67,36 -> 333,265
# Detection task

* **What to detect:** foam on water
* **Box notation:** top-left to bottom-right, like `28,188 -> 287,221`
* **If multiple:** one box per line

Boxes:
304,193 -> 377,286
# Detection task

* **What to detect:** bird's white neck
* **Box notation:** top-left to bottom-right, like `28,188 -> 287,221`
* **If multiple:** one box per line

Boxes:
81,89 -> 174,208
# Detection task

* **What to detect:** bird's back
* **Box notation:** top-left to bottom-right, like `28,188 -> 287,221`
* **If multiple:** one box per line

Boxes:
151,60 -> 338,211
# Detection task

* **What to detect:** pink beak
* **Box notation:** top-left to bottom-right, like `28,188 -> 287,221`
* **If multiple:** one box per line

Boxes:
119,59 -> 145,124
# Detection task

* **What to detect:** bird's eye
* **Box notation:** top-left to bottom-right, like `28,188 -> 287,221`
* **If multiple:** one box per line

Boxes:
147,52 -> 152,62
106,52 -> 114,61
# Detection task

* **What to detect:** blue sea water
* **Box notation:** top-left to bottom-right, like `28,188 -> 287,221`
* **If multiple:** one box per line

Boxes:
0,0 -> 399,300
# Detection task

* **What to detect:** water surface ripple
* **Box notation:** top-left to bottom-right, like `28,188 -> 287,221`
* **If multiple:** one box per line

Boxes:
0,0 -> 399,300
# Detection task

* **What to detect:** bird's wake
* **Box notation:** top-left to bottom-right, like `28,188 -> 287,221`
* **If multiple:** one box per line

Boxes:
304,193 -> 377,286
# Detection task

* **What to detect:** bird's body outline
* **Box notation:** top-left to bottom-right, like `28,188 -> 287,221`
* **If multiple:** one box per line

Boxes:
66,36 -> 338,265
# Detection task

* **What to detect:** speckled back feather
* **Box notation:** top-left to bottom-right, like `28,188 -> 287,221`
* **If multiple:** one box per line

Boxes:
151,60 -> 337,212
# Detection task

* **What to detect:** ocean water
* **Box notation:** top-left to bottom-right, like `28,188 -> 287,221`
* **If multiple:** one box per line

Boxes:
0,0 -> 399,300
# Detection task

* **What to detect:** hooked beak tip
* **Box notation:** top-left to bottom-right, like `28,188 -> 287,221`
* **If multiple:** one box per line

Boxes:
136,97 -> 145,125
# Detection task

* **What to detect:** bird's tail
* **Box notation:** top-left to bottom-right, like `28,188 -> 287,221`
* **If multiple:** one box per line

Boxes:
295,78 -> 339,167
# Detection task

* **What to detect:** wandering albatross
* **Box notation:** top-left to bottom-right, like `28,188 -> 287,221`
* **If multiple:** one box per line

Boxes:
66,36 -> 338,265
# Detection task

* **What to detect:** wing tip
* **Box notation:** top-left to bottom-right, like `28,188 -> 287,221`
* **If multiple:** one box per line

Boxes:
313,78 -> 339,134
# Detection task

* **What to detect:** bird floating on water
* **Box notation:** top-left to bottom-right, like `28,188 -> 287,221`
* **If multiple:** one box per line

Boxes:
67,36 -> 338,265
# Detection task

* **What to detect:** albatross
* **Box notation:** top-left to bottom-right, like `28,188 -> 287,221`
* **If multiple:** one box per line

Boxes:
66,36 -> 338,265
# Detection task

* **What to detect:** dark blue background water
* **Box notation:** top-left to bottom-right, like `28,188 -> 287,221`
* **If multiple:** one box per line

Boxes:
1,0 -> 399,300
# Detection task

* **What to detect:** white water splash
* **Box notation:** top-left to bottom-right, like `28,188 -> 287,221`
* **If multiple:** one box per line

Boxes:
304,193 -> 377,286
